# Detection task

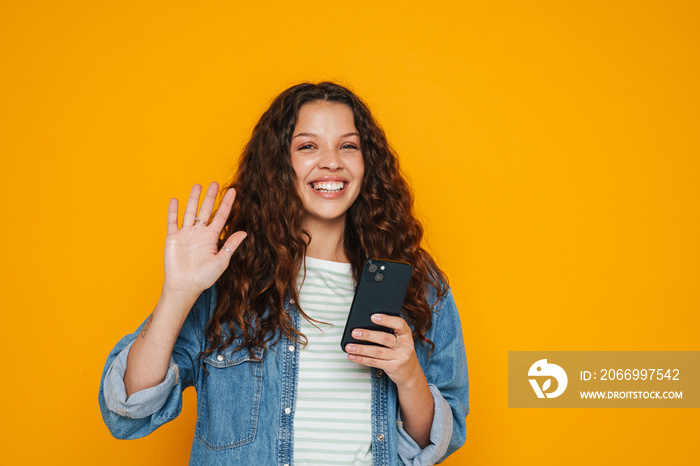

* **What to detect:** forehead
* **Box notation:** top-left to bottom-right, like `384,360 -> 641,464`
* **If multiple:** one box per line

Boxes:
294,101 -> 357,131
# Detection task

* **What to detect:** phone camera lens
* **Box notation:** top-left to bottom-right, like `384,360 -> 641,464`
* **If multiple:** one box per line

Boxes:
368,264 -> 378,273
374,273 -> 384,282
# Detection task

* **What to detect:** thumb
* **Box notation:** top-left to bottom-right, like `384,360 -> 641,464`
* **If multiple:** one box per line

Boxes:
217,231 -> 248,263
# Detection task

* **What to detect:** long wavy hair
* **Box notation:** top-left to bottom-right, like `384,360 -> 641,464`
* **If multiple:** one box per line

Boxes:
202,82 -> 448,360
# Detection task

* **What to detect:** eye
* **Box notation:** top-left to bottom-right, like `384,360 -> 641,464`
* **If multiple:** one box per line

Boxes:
297,143 -> 315,150
341,143 -> 359,150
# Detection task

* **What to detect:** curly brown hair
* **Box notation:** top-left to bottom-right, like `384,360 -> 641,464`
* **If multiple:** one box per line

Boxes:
203,82 -> 448,360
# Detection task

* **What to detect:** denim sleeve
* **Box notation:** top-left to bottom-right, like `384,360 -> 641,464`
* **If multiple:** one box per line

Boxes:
396,384 -> 454,465
102,341 -> 180,419
397,289 -> 469,465
97,287 -> 211,439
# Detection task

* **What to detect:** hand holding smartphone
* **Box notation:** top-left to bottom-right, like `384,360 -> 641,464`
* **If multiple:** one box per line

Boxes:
340,259 -> 412,352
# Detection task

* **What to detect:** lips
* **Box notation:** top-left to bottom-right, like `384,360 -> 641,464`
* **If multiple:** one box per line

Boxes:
307,176 -> 349,195
310,181 -> 347,193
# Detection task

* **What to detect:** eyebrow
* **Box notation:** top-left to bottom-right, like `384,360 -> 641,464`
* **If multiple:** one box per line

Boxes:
292,132 -> 360,139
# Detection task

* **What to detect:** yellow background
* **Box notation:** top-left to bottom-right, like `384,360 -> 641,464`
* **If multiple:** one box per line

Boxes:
1,1 -> 699,464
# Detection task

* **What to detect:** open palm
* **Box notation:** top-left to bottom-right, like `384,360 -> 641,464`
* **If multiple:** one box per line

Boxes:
163,182 -> 246,295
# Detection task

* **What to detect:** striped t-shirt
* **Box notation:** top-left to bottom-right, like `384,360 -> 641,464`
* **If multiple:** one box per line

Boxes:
293,256 -> 373,465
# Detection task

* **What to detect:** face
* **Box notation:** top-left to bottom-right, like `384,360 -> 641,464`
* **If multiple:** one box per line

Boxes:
291,101 -> 365,227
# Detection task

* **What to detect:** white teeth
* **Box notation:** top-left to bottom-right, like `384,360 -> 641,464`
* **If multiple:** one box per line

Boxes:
311,181 -> 345,193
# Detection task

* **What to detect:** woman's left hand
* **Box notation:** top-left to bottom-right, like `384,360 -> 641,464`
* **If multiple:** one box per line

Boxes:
345,314 -> 423,388
347,313 -> 435,448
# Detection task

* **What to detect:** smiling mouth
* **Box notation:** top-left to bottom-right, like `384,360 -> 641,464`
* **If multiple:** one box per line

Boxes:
310,181 -> 347,193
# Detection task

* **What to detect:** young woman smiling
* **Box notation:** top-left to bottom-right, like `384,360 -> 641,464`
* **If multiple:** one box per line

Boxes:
99,82 -> 469,466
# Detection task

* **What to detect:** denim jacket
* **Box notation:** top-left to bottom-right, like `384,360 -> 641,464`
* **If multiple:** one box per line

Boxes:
98,286 -> 469,465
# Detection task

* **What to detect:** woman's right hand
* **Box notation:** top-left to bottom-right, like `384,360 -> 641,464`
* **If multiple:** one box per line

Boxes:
162,182 -> 247,296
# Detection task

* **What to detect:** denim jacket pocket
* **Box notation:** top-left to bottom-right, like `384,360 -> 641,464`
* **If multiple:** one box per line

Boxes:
195,346 -> 265,451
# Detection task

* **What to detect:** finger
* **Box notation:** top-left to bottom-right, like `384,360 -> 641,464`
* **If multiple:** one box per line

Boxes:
182,184 -> 202,227
216,231 -> 247,263
195,182 -> 220,226
346,343 -> 392,361
351,328 -> 397,349
347,352 -> 387,367
370,314 -> 410,335
167,198 -> 179,235
209,188 -> 236,233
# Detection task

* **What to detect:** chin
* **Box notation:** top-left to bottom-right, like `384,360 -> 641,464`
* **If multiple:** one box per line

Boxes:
303,208 -> 351,225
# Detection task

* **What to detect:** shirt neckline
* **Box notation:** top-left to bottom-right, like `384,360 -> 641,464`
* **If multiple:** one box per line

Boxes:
303,256 -> 353,273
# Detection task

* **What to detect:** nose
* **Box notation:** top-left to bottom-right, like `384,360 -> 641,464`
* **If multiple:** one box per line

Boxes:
318,146 -> 343,170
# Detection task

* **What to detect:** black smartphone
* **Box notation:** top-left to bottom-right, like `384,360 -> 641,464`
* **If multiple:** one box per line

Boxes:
340,258 -> 413,352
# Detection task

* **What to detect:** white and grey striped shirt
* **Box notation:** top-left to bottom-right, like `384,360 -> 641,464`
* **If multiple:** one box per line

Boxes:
293,256 -> 373,465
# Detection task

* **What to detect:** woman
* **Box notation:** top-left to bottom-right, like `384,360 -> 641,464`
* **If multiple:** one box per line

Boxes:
99,82 -> 468,465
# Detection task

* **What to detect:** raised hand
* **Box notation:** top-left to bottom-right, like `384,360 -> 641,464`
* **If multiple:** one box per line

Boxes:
163,182 -> 247,296
124,182 -> 246,396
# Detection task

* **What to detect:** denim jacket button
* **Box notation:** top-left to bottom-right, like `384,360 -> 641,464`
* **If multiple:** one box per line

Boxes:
289,299 -> 294,304
216,355 -> 224,361
284,463 -> 289,466
376,370 -> 384,378
288,345 -> 295,352
284,407 -> 291,414
377,433 -> 385,441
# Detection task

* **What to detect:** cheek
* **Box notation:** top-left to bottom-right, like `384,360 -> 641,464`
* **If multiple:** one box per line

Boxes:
350,160 -> 365,201
354,158 -> 365,183
290,156 -> 306,186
